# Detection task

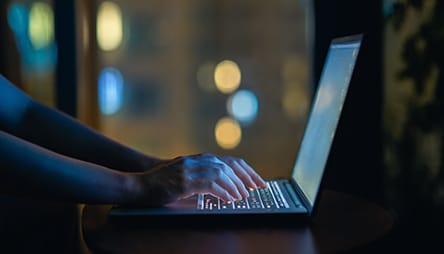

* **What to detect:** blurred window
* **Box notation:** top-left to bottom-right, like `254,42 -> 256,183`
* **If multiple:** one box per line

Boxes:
6,0 -> 56,106
93,0 -> 311,178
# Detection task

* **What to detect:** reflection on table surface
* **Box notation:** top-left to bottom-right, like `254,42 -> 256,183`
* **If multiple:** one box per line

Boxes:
81,190 -> 394,254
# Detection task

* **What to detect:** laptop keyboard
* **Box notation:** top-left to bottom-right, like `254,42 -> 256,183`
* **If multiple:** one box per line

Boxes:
197,181 -> 290,211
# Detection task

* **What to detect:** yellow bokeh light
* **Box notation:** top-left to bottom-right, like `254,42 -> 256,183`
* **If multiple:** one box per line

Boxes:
28,2 -> 54,49
215,117 -> 242,149
97,1 -> 123,51
282,55 -> 307,83
214,60 -> 241,94
283,84 -> 309,121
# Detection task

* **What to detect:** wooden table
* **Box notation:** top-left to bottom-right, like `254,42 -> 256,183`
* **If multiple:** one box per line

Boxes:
81,190 -> 394,254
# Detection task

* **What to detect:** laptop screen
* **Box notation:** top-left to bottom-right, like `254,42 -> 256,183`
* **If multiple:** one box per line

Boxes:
292,35 -> 362,207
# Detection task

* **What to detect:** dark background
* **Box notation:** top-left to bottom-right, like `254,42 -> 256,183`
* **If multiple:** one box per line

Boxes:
1,0 -> 443,253
313,0 -> 443,252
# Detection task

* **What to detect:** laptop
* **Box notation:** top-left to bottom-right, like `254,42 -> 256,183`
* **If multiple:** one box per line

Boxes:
109,34 -> 363,226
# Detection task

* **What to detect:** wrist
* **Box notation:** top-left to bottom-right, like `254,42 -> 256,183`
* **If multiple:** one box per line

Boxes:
120,173 -> 144,206
130,153 -> 165,173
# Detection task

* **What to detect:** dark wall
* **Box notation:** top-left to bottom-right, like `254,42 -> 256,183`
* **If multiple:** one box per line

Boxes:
313,1 -> 384,204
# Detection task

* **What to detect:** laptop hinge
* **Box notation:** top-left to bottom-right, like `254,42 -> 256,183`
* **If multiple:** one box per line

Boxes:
290,179 -> 314,215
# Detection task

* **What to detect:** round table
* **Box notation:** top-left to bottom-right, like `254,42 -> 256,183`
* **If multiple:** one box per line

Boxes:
81,190 -> 394,254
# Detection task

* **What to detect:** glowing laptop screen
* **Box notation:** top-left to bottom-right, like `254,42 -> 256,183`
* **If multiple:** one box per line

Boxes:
292,36 -> 362,207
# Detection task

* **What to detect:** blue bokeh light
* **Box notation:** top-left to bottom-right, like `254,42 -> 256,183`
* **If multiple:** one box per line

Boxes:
98,67 -> 124,115
7,3 -> 57,75
227,89 -> 259,125
7,3 -> 27,34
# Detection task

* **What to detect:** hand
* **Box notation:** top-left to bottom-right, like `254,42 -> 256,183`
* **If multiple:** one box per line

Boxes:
132,153 -> 267,206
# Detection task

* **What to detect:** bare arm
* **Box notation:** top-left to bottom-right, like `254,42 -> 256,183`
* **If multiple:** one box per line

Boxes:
0,75 -> 161,172
0,75 -> 266,205
0,130 -> 135,204
0,130 -> 266,205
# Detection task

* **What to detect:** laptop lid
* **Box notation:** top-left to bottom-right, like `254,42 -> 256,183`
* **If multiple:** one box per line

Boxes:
291,34 -> 362,214
109,34 -> 363,221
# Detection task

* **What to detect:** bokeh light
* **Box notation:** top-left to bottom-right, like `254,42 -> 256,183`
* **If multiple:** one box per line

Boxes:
214,60 -> 241,94
227,89 -> 259,124
97,1 -> 123,51
282,55 -> 307,84
8,3 -> 57,74
98,67 -> 124,115
215,117 -> 242,149
8,3 -> 27,34
28,2 -> 54,50
281,55 -> 309,122
282,85 -> 309,121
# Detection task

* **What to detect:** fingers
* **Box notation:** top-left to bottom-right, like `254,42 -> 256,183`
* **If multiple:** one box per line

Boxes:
189,164 -> 246,200
220,158 -> 258,189
170,154 -> 266,202
190,180 -> 236,202
238,159 -> 267,188
219,156 -> 267,189
215,162 -> 250,199
207,182 -> 236,202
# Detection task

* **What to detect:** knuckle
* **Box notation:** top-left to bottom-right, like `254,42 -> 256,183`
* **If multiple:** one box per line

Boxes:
224,155 -> 234,161
200,153 -> 220,162
178,157 -> 193,167
213,167 -> 223,178
218,155 -> 228,161
224,156 -> 240,166
213,162 -> 225,168
219,162 -> 233,173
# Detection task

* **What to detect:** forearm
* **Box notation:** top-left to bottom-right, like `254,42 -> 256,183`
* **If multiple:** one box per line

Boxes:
0,130 -> 138,205
12,100 -> 162,172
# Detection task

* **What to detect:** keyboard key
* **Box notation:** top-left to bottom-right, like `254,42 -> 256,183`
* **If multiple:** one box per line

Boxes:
247,189 -> 262,209
204,195 -> 218,210
234,199 -> 248,209
197,181 -> 292,211
258,187 -> 276,209
220,200 -> 234,210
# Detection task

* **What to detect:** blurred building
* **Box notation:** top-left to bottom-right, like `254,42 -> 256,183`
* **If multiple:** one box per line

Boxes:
89,0 -> 311,178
